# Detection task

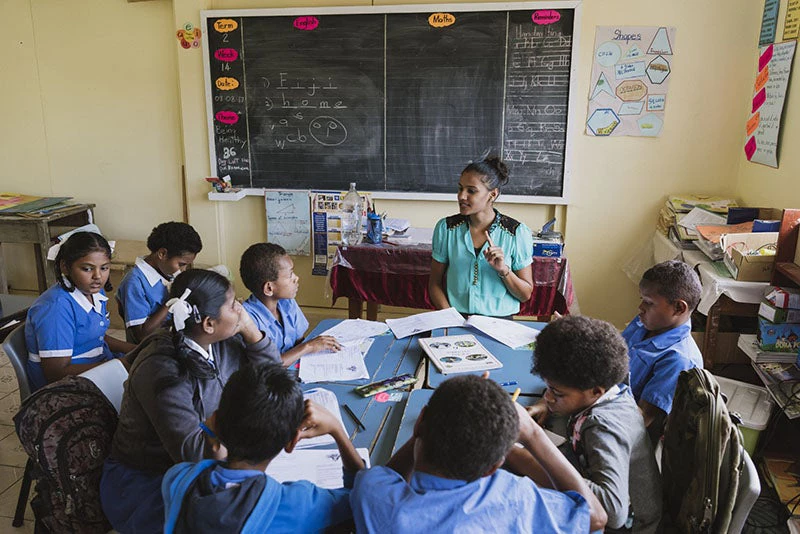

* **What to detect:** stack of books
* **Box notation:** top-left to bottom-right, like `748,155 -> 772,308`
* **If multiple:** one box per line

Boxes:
737,334 -> 798,364
656,194 -> 737,250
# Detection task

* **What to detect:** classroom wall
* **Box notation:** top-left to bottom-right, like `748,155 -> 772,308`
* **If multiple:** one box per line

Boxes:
734,0 -> 800,211
1,0 -> 769,329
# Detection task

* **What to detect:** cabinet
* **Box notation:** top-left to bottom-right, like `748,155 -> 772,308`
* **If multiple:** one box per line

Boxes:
771,209 -> 800,288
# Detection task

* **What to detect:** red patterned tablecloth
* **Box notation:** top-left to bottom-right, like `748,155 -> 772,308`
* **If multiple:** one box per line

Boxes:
329,244 -> 575,317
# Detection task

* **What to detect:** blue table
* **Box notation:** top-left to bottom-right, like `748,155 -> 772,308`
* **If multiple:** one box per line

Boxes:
425,323 -> 547,395
392,387 -> 542,455
305,319 -> 424,385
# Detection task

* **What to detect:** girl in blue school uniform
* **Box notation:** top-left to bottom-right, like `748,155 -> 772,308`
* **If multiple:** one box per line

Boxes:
25,232 -> 136,391
429,154 -> 534,318
116,221 -> 202,344
240,243 -> 340,367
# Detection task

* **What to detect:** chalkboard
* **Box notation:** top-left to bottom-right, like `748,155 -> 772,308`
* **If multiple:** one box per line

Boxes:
202,3 -> 579,200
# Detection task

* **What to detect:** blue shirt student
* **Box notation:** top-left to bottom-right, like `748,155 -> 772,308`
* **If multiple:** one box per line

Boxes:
242,295 -> 309,354
116,257 -> 170,328
162,460 -> 353,533
432,210 -> 534,317
25,285 -> 117,391
351,467 -> 590,533
622,317 -> 704,415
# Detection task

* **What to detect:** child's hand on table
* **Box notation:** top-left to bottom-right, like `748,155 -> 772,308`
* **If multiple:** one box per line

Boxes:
297,400 -> 345,441
304,335 -> 342,353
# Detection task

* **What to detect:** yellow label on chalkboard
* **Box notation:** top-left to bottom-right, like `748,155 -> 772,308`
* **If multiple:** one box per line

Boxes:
215,77 -> 240,90
214,19 -> 238,33
428,13 -> 455,28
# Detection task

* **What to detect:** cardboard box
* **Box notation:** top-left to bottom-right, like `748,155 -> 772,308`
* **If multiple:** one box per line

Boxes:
757,317 -> 800,353
691,331 -> 749,364
532,238 -> 563,258
765,286 -> 800,310
721,232 -> 777,281
759,300 -> 800,324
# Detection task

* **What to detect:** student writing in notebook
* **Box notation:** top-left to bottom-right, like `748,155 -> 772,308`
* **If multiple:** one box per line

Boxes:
162,364 -> 364,533
116,221 -> 202,343
429,154 -> 534,318
240,243 -> 340,366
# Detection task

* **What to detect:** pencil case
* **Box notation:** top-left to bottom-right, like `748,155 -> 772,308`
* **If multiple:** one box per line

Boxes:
353,374 -> 417,397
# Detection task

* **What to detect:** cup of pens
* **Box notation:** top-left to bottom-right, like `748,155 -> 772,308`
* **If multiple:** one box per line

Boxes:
366,211 -> 382,244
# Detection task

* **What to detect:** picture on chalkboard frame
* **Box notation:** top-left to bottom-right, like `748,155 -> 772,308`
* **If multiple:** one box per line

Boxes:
201,2 -> 581,203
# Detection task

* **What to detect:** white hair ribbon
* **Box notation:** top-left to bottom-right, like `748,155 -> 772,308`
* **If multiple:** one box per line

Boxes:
166,288 -> 194,331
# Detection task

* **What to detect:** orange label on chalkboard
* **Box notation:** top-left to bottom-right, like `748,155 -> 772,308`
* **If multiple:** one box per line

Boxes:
428,13 -> 455,28
215,77 -> 240,90
214,19 -> 238,33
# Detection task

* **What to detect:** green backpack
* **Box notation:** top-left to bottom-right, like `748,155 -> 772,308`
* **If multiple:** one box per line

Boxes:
661,368 -> 743,533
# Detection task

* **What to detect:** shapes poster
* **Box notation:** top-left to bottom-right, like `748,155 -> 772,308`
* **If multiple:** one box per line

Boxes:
744,41 -> 796,167
586,26 -> 676,137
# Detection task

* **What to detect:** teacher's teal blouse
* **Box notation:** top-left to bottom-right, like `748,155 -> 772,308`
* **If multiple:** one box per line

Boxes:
432,210 -> 533,317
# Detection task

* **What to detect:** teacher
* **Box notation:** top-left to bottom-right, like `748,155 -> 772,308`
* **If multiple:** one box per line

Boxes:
429,154 -> 534,318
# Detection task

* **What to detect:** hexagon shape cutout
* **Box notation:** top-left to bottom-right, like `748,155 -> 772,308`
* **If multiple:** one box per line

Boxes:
587,109 -> 621,136
646,56 -> 670,84
637,113 -> 664,136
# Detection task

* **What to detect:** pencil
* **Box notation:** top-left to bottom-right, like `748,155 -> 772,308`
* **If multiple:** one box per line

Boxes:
511,388 -> 521,402
343,404 -> 366,431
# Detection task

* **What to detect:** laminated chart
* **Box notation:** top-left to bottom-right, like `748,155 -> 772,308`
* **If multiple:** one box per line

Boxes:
586,26 -> 676,137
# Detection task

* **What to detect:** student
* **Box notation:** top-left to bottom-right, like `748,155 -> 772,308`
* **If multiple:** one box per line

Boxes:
240,243 -> 340,366
116,221 -> 202,343
527,316 -> 662,533
350,375 -> 607,533
429,154 -> 534,318
622,260 -> 703,439
162,364 -> 365,533
101,269 -> 280,534
25,231 -> 135,391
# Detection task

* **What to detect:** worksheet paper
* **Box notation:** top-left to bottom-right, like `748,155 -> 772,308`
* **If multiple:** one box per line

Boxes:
676,207 -> 726,233
299,339 -> 372,383
318,319 -> 388,344
386,307 -> 466,339
266,448 -> 370,489
465,315 -> 541,349
295,388 -> 348,449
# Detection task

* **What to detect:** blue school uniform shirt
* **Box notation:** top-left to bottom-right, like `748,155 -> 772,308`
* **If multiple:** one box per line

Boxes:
242,295 -> 309,353
622,317 -> 704,415
350,467 -> 590,533
116,257 -> 170,327
432,209 -> 533,317
162,460 -> 353,534
25,285 -> 116,391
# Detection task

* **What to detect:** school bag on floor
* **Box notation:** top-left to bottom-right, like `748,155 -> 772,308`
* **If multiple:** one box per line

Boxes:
13,375 -> 117,534
661,367 -> 743,533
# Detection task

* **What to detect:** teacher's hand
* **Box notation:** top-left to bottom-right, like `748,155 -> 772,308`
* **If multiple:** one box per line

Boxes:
483,231 -> 508,274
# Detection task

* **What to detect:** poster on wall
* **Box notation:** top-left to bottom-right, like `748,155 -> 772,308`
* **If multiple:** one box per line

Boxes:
586,26 -> 676,137
784,0 -> 800,41
760,0 -> 780,45
266,191 -> 311,256
744,41 -> 797,168
310,190 -> 372,275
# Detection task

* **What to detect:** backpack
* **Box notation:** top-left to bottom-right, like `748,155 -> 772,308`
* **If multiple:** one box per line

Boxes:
661,368 -> 743,533
13,375 -> 118,534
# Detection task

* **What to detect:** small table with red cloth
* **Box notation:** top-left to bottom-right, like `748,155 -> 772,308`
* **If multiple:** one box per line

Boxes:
329,243 -> 576,320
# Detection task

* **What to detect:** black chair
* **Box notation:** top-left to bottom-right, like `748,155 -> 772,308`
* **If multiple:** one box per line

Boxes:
2,324 -> 34,527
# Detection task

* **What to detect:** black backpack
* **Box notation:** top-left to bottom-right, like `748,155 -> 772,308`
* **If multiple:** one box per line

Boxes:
661,368 -> 743,533
13,375 -> 118,534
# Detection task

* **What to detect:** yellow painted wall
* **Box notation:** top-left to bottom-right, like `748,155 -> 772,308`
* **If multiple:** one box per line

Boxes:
735,1 -> 800,210
1,0 -> 771,329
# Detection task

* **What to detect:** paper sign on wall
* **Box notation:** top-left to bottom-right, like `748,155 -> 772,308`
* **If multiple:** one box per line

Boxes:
266,191 -> 311,256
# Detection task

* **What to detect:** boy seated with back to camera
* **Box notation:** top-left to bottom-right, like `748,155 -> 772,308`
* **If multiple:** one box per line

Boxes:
350,374 -> 607,533
161,363 -> 365,533
622,260 -> 703,441
525,316 -> 662,533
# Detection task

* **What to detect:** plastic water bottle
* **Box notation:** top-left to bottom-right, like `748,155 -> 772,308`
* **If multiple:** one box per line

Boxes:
341,183 -> 363,246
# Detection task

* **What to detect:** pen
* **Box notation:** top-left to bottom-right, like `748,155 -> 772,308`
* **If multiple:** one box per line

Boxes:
343,404 -> 366,431
198,421 -> 217,439
498,381 -> 518,387
511,388 -> 521,402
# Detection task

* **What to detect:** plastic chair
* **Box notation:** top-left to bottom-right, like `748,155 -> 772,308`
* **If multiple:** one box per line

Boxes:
1,324 -> 34,527
727,447 -> 761,534
78,359 -> 128,413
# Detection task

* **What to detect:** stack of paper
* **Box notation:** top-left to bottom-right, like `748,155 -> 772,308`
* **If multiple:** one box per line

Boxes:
738,334 -> 798,363
295,388 -> 348,449
317,319 -> 388,345
656,194 -> 738,250
266,448 -> 370,489
386,307 -> 466,339
298,339 -> 372,383
465,315 -> 540,349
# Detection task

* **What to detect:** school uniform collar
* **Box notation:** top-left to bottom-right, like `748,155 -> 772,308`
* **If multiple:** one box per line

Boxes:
69,289 -> 107,315
135,257 -> 171,288
183,336 -> 215,364
410,470 -> 470,491
634,317 -> 692,350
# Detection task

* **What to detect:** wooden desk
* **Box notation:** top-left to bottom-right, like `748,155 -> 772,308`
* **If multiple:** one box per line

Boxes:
329,244 -> 575,321
0,204 -> 95,294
